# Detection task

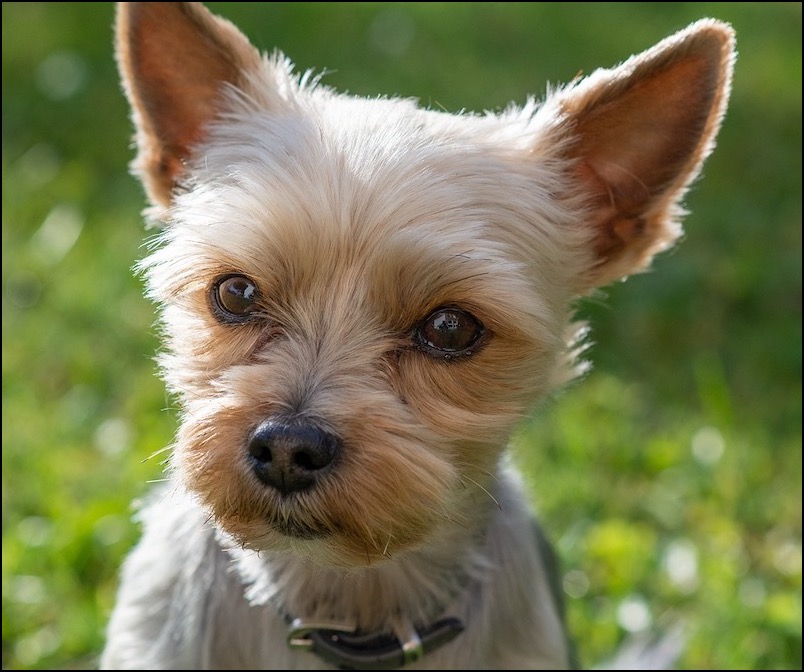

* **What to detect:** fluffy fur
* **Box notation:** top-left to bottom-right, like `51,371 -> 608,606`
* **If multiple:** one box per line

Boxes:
103,3 -> 735,669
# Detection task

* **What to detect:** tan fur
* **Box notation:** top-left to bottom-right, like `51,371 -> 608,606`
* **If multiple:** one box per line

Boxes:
557,20 -> 735,287
105,3 -> 735,668
115,1 -> 262,206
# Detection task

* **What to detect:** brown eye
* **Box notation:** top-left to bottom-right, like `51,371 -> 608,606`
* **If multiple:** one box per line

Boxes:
210,274 -> 260,322
415,307 -> 485,359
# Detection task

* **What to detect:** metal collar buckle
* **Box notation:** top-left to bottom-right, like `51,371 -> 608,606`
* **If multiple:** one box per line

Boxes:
287,616 -> 464,670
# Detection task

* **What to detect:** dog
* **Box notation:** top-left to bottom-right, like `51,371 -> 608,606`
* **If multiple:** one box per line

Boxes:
102,3 -> 735,668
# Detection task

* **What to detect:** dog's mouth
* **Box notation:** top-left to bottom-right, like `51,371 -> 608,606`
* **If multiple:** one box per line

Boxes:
258,482 -> 336,541
270,513 -> 332,541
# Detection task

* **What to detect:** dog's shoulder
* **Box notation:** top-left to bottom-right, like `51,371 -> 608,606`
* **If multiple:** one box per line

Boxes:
101,486 -> 229,668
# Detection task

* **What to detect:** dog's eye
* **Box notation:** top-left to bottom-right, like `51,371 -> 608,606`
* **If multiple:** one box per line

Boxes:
210,274 -> 260,322
415,308 -> 485,358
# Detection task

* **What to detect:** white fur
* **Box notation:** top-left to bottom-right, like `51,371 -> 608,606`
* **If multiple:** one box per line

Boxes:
102,465 -> 569,669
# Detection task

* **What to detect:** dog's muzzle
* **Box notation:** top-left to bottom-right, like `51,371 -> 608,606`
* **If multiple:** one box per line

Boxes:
247,419 -> 340,494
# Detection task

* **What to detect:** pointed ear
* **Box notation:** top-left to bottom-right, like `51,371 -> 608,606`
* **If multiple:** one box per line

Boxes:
115,2 -> 262,208
557,19 -> 735,290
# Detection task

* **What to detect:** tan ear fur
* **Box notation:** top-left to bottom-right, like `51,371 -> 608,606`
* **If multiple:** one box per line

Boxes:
115,2 -> 262,208
560,20 -> 736,289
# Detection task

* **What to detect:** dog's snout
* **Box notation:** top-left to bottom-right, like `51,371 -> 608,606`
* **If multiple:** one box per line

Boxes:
247,420 -> 339,494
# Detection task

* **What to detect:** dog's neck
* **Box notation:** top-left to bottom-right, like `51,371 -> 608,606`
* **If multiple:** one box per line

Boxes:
226,487 -> 495,633
214,461 -> 569,668
222,483 -> 496,668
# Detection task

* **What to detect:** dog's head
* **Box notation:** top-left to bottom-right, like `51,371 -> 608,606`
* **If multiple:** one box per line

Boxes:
115,2 -> 734,567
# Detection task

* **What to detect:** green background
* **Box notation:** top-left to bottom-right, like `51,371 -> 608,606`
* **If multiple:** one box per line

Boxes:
2,2 -> 801,669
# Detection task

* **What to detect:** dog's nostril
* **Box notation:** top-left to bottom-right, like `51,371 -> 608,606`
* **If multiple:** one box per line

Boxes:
247,420 -> 339,494
249,443 -> 272,464
293,451 -> 315,471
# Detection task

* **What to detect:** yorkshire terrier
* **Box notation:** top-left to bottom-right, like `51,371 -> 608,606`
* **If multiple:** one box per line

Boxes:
103,3 -> 734,669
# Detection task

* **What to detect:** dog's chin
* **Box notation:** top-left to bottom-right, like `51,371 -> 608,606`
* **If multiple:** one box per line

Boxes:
214,512 -> 426,569
271,516 -> 331,541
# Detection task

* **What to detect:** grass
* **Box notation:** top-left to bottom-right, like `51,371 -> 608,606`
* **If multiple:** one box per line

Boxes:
2,2 -> 801,669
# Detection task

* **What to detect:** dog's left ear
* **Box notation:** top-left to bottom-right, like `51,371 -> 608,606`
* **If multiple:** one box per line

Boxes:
115,2 -> 262,209
555,20 -> 735,290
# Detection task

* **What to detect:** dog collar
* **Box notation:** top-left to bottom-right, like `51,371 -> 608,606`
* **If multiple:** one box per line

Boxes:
287,615 -> 464,670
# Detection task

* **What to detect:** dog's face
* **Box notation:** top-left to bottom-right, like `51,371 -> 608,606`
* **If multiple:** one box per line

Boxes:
116,3 -> 734,568
142,88 -> 581,568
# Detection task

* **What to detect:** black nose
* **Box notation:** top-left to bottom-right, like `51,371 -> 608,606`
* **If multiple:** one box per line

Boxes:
247,420 -> 340,494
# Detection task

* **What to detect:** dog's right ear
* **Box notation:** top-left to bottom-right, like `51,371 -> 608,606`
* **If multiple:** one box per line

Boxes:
115,2 -> 262,208
553,20 -> 735,291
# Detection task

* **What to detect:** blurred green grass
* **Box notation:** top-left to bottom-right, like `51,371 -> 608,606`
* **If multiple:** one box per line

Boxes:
2,2 -> 800,669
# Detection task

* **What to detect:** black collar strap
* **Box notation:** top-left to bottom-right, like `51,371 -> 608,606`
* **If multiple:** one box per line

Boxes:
287,616 -> 465,670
